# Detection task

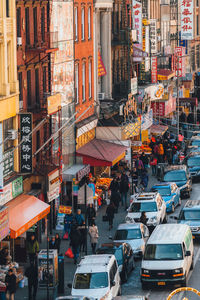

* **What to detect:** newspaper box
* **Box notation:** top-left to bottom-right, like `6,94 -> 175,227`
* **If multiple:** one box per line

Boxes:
38,249 -> 58,288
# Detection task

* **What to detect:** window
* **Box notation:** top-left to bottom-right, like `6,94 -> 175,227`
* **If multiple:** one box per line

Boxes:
27,70 -> 32,107
82,62 -> 86,101
75,7 -> 78,41
88,7 -> 91,39
35,69 -> 40,105
197,15 -> 199,36
89,60 -> 92,98
17,8 -> 21,37
197,0 -> 199,7
18,72 -> 23,103
25,7 -> 30,45
81,7 -> 85,40
6,0 -> 9,17
41,7 -> 45,42
43,66 -> 47,95
3,118 -> 14,152
75,64 -> 79,103
33,7 -> 38,43
7,42 -> 11,84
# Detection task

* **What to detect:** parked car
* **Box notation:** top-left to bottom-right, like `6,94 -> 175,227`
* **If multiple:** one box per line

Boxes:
71,255 -> 121,299
175,200 -> 200,238
191,136 -> 200,147
184,152 -> 200,181
141,224 -> 194,289
151,182 -> 181,213
56,297 -> 95,300
113,296 -> 148,300
162,165 -> 192,198
113,223 -> 149,258
125,192 -> 167,232
96,242 -> 134,282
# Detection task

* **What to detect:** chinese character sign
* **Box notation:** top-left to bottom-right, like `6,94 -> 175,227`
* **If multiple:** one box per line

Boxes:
175,47 -> 186,78
133,0 -> 142,44
151,56 -> 157,83
181,0 -> 193,40
20,113 -> 32,174
150,19 -> 157,54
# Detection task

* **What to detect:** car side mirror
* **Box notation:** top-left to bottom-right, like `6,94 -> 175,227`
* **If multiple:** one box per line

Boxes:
111,280 -> 116,287
67,283 -> 72,288
185,250 -> 191,257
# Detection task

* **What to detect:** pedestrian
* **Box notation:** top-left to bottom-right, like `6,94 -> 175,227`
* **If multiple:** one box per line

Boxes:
106,202 -> 115,230
49,236 -> 57,250
86,203 -> 96,226
69,224 -> 82,264
74,209 -> 85,226
120,171 -> 129,209
140,152 -> 149,169
5,269 -> 16,300
55,233 -> 61,253
153,143 -> 159,158
26,234 -> 39,265
173,150 -> 179,165
140,169 -> 149,192
64,211 -> 74,239
109,176 -> 120,194
158,142 -> 164,163
25,263 -> 38,300
88,221 -> 99,254
139,212 -> 147,225
110,190 -> 120,213
150,155 -> 157,176
130,167 -> 139,193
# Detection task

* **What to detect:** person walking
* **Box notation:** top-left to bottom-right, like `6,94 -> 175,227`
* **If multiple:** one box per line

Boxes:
86,204 -> 96,226
69,224 -> 82,264
25,263 -> 38,300
157,142 -> 164,163
88,221 -> 99,254
150,155 -> 157,176
106,202 -> 115,230
130,167 -> 139,193
110,190 -> 120,213
26,234 -> 39,264
74,209 -> 85,226
109,176 -> 120,194
140,169 -> 149,192
49,236 -> 61,253
140,152 -> 149,169
64,211 -> 73,240
120,171 -> 129,209
139,212 -> 147,225
55,233 -> 61,253
5,269 -> 16,300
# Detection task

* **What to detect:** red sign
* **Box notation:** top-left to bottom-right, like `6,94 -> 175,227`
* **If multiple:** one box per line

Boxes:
175,47 -> 186,78
98,51 -> 107,77
151,96 -> 176,117
151,57 -> 157,83
0,206 -> 9,241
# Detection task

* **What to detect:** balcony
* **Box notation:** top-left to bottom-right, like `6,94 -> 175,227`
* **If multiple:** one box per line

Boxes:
25,31 -> 58,54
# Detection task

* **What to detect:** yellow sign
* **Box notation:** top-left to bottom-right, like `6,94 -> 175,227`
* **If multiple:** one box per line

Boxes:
47,94 -> 61,115
122,117 -> 141,139
76,128 -> 95,150
98,51 -> 107,77
157,72 -> 175,81
0,94 -> 19,122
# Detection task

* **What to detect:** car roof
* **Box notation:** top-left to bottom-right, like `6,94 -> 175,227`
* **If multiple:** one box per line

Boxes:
188,152 -> 200,157
183,200 -> 200,210
113,297 -> 146,300
99,242 -> 124,249
147,224 -> 190,244
133,192 -> 158,201
76,255 -> 115,273
117,223 -> 141,230
152,183 -> 173,187
164,165 -> 187,173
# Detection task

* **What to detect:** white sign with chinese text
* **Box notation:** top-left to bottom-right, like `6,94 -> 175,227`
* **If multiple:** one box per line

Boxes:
181,0 -> 193,40
175,47 -> 186,78
150,19 -> 157,54
133,0 -> 142,44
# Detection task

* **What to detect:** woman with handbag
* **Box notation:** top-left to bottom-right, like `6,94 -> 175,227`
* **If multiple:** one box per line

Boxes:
88,221 -> 99,254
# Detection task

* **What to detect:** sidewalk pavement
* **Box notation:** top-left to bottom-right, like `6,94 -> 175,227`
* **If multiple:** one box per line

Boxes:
15,171 -> 158,300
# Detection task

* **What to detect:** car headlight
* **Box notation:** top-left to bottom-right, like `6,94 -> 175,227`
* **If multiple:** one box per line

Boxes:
125,216 -> 135,223
173,268 -> 183,274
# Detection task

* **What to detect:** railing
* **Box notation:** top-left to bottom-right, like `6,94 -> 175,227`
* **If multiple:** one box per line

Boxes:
25,31 -> 58,51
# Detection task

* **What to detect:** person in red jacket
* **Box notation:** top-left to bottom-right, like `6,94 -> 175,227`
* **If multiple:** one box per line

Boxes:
150,155 -> 157,176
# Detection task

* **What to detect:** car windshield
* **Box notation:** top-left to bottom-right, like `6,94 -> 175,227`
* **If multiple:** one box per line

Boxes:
144,244 -> 183,260
130,201 -> 157,212
96,248 -> 123,262
115,229 -> 142,240
73,272 -> 108,289
192,140 -> 200,146
180,210 -> 200,220
188,157 -> 200,167
164,170 -> 186,181
152,187 -> 171,196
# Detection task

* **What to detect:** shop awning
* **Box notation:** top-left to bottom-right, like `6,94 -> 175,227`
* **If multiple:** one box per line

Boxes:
6,194 -> 50,239
150,124 -> 168,136
76,139 -> 127,167
62,164 -> 90,181
157,69 -> 175,81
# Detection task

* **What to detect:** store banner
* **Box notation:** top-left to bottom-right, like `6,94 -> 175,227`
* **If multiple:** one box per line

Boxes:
141,110 -> 153,130
3,148 -> 14,179
181,0 -> 193,40
59,205 -> 72,214
175,47 -> 186,78
131,77 -> 138,95
20,113 -> 33,174
0,123 -> 3,193
150,19 -> 157,54
133,0 -> 142,44
0,206 -> 9,241
98,51 -> 107,77
47,169 -> 60,202
12,176 -> 23,198
151,56 -> 157,83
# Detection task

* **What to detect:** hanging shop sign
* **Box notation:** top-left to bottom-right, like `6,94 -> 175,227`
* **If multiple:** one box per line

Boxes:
151,96 -> 176,117
150,19 -> 157,54
181,0 -> 193,40
77,164 -> 90,181
59,205 -> 72,214
132,44 -> 148,62
12,176 -> 23,199
98,51 -> 107,77
141,109 -> 153,130
133,0 -> 142,44
0,123 -> 3,193
47,94 -> 61,115
0,206 -> 9,241
122,117 -> 141,138
145,25 -> 150,71
131,77 -> 138,95
20,113 -> 33,174
47,169 -> 60,202
175,47 -> 186,78
3,148 -> 14,179
151,57 -> 157,83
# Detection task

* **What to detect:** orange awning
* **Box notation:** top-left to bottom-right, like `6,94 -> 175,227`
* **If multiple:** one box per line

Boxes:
6,194 -> 50,239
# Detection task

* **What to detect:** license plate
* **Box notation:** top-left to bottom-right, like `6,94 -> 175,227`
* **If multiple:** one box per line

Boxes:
158,282 -> 165,286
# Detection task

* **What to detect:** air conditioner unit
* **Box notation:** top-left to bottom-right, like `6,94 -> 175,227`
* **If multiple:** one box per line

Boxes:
98,93 -> 105,100
17,37 -> 22,46
7,129 -> 18,140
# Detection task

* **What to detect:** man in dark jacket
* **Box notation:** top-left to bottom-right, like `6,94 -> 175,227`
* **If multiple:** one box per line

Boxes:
106,202 -> 115,230
25,263 -> 38,300
69,225 -> 82,264
5,269 -> 16,300
120,171 -> 129,209
109,177 -> 120,194
26,235 -> 39,264
86,204 -> 96,226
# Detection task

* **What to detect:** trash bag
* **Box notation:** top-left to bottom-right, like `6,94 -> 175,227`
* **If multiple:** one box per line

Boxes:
65,247 -> 74,258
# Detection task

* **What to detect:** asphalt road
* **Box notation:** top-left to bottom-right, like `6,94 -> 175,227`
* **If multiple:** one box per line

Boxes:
122,181 -> 200,300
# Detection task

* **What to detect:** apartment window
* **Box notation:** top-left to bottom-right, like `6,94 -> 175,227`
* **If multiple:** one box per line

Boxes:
3,118 -> 14,152
81,7 -> 85,40
17,8 -> 21,37
88,7 -> 91,39
197,0 -> 199,7
75,64 -> 79,103
41,7 -> 45,42
43,66 -> 47,95
75,7 -> 78,41
33,7 -> 38,43
6,0 -> 9,17
35,69 -> 40,105
18,72 -> 23,102
25,7 -> 30,45
82,62 -> 86,101
89,60 -> 92,98
27,70 -> 31,107
197,15 -> 199,36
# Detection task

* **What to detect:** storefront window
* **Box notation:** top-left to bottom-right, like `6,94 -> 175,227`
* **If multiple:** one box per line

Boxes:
3,117 -> 14,152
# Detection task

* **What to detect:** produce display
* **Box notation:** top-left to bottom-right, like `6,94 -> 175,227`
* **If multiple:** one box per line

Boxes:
96,178 -> 112,190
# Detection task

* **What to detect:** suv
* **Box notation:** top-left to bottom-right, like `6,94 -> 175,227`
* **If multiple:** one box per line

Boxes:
176,200 -> 200,238
184,152 -> 200,181
163,165 -> 192,198
125,192 -> 167,232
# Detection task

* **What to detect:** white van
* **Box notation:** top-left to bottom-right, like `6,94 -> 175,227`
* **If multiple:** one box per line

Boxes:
141,224 -> 194,289
71,255 -> 121,300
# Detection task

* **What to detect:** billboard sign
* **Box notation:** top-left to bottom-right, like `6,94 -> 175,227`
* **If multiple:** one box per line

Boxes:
181,0 -> 193,40
175,47 -> 186,78
133,0 -> 142,44
20,113 -> 33,174
150,19 -> 157,54
151,56 -> 157,83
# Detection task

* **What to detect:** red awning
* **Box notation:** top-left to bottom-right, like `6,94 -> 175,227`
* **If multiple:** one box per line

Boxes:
76,139 -> 127,167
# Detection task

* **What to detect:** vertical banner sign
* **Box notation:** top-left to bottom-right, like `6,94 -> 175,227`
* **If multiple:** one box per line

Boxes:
0,124 -> 3,193
151,57 -> 158,83
175,47 -> 186,78
133,0 -> 142,44
20,113 -> 33,174
150,19 -> 157,54
98,51 -> 107,77
181,0 -> 193,40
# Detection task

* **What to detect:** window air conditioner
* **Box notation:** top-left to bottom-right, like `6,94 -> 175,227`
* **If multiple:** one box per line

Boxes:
98,93 -> 105,100
17,37 -> 22,46
7,129 -> 18,140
